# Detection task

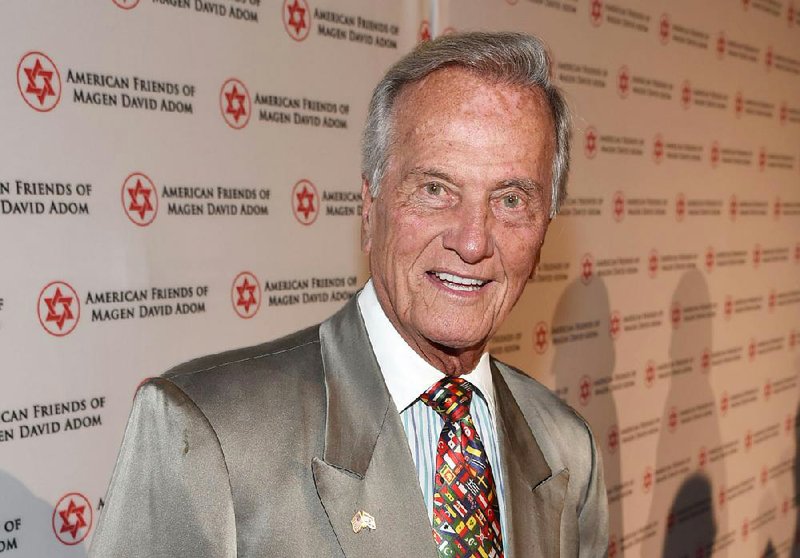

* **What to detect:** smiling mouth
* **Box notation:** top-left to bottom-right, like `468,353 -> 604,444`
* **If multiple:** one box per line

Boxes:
428,271 -> 490,292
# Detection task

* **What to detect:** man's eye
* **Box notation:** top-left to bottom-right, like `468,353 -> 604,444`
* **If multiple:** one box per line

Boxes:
425,183 -> 443,196
503,194 -> 521,208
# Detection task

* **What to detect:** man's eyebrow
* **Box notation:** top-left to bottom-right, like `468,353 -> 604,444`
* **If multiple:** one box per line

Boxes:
498,178 -> 542,194
406,168 -> 542,194
406,167 -> 457,184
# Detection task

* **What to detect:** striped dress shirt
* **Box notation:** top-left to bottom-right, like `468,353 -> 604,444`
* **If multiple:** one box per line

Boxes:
357,281 -> 509,552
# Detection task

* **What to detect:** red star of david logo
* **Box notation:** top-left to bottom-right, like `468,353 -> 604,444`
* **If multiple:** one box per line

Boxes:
291,179 -> 319,225
121,172 -> 158,226
608,425 -> 619,452
590,0 -> 603,25
58,499 -> 87,540
659,14 -> 670,43
581,254 -> 593,284
705,247 -> 715,271
230,272 -> 261,319
225,86 -> 246,123
698,446 -> 707,467
758,148 -> 766,170
578,376 -> 592,406
617,66 -> 630,98
645,361 -> 656,387
719,486 -> 726,507
643,467 -> 653,492
44,287 -> 74,331
710,142 -> 720,167
724,296 -> 733,319
681,82 -> 692,108
717,33 -> 726,57
52,493 -> 92,545
284,0 -> 309,40
668,407 -> 678,431
220,78 -> 251,129
609,312 -> 621,339
701,349 -> 710,371
296,185 -> 315,219
764,380 -> 772,399
649,251 -> 659,277
25,58 -> 56,106
17,52 -> 61,112
653,135 -> 664,163
613,192 -> 625,221
765,46 -> 773,68
671,303 -> 681,328
675,193 -> 686,221
780,102 -> 788,124
735,92 -> 744,116
729,195 -> 738,219
419,20 -> 431,42
584,127 -> 598,158
127,179 -> 153,220
753,244 -> 761,266
534,321 -> 548,354
38,282 -> 80,337
744,431 -> 753,450
236,279 -> 256,312
720,392 -> 729,414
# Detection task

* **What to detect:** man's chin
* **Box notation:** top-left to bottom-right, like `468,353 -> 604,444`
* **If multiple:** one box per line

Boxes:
422,330 -> 491,355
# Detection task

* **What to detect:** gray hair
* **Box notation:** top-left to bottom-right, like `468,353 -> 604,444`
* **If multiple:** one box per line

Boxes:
361,31 -> 571,217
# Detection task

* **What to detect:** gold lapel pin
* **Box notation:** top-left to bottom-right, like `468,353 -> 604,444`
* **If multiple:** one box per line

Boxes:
351,510 -> 376,534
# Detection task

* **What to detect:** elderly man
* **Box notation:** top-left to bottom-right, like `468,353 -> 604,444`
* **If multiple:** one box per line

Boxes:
91,32 -> 607,558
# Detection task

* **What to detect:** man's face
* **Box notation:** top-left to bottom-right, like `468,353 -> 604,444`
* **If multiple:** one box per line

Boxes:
362,67 -> 556,356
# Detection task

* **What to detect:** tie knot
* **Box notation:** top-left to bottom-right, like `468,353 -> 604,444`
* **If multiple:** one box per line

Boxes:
420,377 -> 473,422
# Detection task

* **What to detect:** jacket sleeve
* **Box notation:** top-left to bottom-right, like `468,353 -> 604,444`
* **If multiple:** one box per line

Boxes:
578,421 -> 609,558
89,378 -> 237,558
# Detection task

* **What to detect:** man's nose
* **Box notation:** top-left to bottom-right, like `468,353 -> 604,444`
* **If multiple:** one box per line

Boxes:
441,201 -> 495,264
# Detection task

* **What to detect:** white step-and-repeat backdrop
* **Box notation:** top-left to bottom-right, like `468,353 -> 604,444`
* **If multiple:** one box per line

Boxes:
0,0 -> 798,556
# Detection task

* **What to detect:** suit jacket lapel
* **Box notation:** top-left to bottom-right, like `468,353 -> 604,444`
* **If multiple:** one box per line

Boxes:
313,298 -> 438,558
493,362 -> 568,558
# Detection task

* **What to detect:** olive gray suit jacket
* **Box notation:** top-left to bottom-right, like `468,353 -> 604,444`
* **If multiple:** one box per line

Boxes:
90,296 -> 607,557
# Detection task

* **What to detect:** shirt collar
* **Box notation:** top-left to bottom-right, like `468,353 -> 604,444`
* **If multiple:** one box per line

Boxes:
357,280 -> 496,416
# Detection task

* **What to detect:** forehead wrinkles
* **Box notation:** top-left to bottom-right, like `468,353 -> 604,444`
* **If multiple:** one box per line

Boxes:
391,68 -> 552,152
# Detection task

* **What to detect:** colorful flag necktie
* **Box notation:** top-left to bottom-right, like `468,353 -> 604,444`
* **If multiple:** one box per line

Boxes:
420,377 -> 504,558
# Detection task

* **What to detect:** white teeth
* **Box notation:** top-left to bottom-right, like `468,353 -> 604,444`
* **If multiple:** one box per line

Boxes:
433,272 -> 488,291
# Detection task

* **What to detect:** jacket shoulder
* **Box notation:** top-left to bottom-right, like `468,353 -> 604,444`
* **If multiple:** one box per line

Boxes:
162,323 -> 321,384
494,359 -> 588,431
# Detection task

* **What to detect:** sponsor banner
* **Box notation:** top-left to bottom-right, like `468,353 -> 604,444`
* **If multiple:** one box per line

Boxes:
2,1 -> 798,556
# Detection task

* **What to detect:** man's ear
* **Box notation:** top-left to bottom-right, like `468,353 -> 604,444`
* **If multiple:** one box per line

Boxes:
361,177 -> 374,254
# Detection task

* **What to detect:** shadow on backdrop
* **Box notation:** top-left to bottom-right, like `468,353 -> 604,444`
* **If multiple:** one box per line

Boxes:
550,276 -> 621,548
661,473 -> 716,557
640,269 -> 725,558
0,469 -> 88,557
